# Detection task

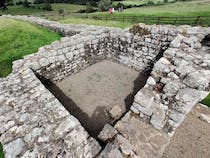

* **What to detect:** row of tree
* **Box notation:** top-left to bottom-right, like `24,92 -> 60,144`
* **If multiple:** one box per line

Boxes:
0,0 -> 53,10
0,0 -> 7,9
0,0 -> 115,12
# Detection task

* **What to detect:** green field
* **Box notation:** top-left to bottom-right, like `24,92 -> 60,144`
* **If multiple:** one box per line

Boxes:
1,1 -> 210,27
83,1 -> 210,26
0,143 -> 3,158
60,1 -> 210,27
201,94 -> 210,107
0,5 -> 46,15
124,1 -> 210,17
57,1 -> 209,27
91,2 -> 210,17
60,17 -> 132,28
113,0 -> 147,5
0,18 -> 61,77
113,0 -> 176,6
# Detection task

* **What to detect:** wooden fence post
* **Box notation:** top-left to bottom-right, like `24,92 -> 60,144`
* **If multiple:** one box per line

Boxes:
174,17 -> 178,25
194,16 -> 200,26
132,16 -> 135,23
84,15 -> 209,26
157,17 -> 160,24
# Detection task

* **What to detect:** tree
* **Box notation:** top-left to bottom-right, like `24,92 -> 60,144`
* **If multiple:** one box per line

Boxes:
0,0 -> 7,11
0,0 -> 6,8
58,9 -> 64,18
86,2 -> 95,13
42,1 -> 52,11
98,0 -> 112,12
23,0 -> 30,8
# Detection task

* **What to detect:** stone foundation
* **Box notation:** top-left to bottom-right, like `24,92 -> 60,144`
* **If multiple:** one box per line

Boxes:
0,15 -> 210,158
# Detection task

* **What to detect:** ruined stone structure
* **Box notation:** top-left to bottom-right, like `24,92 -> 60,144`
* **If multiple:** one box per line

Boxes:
0,15 -> 210,158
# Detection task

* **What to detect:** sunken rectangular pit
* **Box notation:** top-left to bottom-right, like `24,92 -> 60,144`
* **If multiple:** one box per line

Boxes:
41,60 -> 148,138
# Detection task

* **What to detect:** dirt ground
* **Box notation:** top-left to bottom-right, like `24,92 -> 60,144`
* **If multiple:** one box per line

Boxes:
163,104 -> 210,158
48,60 -> 148,137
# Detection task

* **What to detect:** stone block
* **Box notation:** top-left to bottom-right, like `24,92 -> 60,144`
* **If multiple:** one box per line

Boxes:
4,138 -> 25,158
88,137 -> 102,157
183,70 -> 210,90
170,34 -> 184,48
147,77 -> 156,86
134,89 -> 154,108
130,106 -> 140,114
98,124 -> 118,142
114,134 -> 133,156
109,106 -> 122,119
169,111 -> 185,123
54,116 -> 80,138
199,114 -> 210,123
133,102 -> 154,116
150,105 -> 166,130
39,58 -> 49,67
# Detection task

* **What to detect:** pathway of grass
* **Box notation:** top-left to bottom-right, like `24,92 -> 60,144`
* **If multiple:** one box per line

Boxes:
0,18 -> 61,77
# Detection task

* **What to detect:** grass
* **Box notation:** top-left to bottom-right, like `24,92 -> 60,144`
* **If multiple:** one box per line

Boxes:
85,1 -> 210,26
0,5 -> 46,15
113,0 -> 176,6
60,17 -> 132,28
0,143 -> 3,158
201,94 -> 210,107
51,3 -> 86,14
92,2 -> 210,17
0,18 -> 61,77
124,2 -> 210,17
113,0 -> 148,5
1,2 -> 210,27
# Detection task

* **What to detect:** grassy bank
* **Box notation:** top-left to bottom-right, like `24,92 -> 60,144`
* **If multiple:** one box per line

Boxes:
123,1 -> 210,17
58,1 -> 210,27
201,94 -> 210,107
0,143 -> 3,158
60,17 -> 132,28
0,18 -> 61,77
90,2 -> 210,18
112,0 -> 177,7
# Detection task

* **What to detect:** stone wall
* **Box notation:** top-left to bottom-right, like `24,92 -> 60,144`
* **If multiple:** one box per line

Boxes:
4,15 -> 199,82
96,31 -> 210,158
131,33 -> 210,134
0,68 -> 101,158
0,15 -> 210,158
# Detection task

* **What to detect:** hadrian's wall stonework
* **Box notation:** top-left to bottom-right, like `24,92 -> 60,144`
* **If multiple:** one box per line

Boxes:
8,15 -> 201,81
0,15 -> 210,158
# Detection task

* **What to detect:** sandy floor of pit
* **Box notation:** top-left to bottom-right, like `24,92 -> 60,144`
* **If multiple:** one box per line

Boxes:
49,60 -> 147,137
163,104 -> 210,158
